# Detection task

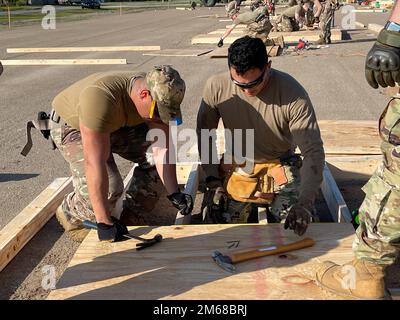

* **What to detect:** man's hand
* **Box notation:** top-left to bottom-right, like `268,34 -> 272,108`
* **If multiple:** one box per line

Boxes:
97,217 -> 128,242
168,191 -> 194,215
284,203 -> 312,236
217,38 -> 224,47
365,29 -> 400,88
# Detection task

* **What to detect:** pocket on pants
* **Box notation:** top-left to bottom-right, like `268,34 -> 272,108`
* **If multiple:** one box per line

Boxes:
360,173 -> 392,231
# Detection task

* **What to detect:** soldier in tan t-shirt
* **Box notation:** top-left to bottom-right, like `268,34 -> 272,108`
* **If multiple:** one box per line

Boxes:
197,36 -> 325,236
218,4 -> 281,48
47,66 -> 193,242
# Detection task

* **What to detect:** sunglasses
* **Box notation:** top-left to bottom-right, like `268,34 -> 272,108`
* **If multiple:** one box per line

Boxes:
231,68 -> 267,89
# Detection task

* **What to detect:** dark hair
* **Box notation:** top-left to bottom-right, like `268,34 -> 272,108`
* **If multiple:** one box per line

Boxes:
228,36 -> 268,75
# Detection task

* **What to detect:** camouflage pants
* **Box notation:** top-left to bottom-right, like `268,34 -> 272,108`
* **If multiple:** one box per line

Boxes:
353,98 -> 400,265
222,161 -> 302,224
246,19 -> 274,46
275,16 -> 298,32
51,120 -> 159,226
319,2 -> 335,42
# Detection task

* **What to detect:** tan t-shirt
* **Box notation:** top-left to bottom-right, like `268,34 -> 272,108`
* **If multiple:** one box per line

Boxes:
197,69 -> 325,205
282,4 -> 305,19
234,6 -> 268,25
52,72 -> 144,133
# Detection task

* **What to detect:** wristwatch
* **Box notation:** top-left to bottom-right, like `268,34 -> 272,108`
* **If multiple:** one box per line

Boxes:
384,21 -> 400,33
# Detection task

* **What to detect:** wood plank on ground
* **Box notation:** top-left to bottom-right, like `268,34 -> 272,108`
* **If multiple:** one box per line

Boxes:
143,49 -> 213,57
7,46 -> 160,53
192,29 -> 342,44
0,177 -> 72,273
0,59 -> 127,65
47,223 -> 355,300
209,45 -> 280,58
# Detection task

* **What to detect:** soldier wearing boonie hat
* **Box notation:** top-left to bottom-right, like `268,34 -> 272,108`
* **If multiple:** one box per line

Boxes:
22,64 -> 193,243
145,65 -> 185,126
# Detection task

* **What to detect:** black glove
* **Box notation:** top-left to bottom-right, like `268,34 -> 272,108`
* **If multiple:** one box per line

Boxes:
201,177 -> 228,223
217,38 -> 224,48
284,203 -> 312,236
97,217 -> 128,242
168,191 -> 194,215
365,29 -> 400,89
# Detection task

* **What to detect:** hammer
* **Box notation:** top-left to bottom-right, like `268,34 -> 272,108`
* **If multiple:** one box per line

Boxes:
212,238 -> 315,272
82,220 -> 162,250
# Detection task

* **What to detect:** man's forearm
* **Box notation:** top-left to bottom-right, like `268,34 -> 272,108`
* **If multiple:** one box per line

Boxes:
298,150 -> 325,207
153,146 -> 179,195
389,1 -> 400,24
85,161 -> 111,224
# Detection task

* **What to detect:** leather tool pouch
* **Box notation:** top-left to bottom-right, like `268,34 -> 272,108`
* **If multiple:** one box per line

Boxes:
224,155 -> 302,204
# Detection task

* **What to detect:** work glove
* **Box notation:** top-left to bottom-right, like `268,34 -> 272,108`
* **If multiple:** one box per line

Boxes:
97,217 -> 129,242
365,29 -> 400,89
284,203 -> 313,236
201,177 -> 228,223
217,38 -> 224,48
168,190 -> 194,215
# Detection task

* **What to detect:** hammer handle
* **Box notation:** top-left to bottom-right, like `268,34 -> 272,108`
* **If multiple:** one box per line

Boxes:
229,238 -> 315,264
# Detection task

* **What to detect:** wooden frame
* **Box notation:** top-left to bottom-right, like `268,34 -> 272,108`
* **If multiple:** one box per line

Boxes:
0,177 -> 72,273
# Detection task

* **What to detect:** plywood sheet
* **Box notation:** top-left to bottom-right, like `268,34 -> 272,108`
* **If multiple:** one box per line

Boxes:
143,49 -> 213,57
192,121 -> 380,157
318,120 -> 380,155
48,223 -> 355,300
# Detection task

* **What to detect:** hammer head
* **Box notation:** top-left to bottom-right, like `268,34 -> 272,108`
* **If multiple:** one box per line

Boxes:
212,250 -> 235,273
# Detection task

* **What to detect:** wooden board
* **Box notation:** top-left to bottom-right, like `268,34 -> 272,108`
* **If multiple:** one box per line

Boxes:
321,163 -> 352,223
47,223 -> 355,300
368,23 -> 383,33
318,120 -> 380,155
0,177 -> 72,273
0,59 -> 127,66
208,29 -> 247,35
143,49 -> 213,57
326,155 -> 381,183
7,46 -> 160,53
209,45 -> 280,58
192,29 -> 342,45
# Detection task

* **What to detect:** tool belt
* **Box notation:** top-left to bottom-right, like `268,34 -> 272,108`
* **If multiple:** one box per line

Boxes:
223,154 -> 302,204
20,109 -> 61,156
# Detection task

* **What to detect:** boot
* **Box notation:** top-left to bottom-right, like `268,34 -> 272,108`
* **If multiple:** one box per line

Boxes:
56,205 -> 89,242
315,259 -> 386,299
